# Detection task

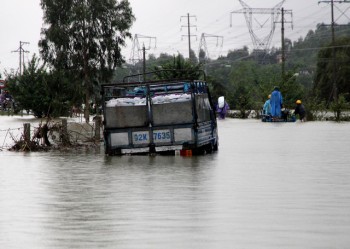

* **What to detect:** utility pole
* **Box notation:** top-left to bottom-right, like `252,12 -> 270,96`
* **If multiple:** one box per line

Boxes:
318,0 -> 350,102
142,44 -> 146,82
331,0 -> 337,102
181,13 -> 197,61
281,8 -> 285,81
277,8 -> 293,84
12,41 -> 29,75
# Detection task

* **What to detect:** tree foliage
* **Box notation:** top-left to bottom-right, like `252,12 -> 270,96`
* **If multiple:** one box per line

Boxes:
314,36 -> 350,103
39,0 -> 135,122
153,55 -> 204,81
114,23 -> 350,119
6,55 -> 75,118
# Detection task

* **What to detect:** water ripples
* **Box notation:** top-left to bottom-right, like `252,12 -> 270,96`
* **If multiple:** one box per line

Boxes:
1,119 -> 350,248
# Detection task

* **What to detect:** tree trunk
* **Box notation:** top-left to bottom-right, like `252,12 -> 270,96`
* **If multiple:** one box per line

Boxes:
83,44 -> 90,123
82,15 -> 90,124
84,86 -> 90,123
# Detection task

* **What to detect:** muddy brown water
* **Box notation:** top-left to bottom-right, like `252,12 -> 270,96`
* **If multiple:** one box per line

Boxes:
1,116 -> 350,249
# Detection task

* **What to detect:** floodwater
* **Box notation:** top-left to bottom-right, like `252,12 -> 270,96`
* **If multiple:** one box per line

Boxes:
1,116 -> 350,249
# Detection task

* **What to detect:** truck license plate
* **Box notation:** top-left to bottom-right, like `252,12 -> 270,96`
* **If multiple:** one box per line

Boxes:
132,130 -> 171,144
153,130 -> 171,143
132,131 -> 149,144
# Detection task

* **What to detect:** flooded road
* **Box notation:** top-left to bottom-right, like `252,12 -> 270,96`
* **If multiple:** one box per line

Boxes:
1,117 -> 350,249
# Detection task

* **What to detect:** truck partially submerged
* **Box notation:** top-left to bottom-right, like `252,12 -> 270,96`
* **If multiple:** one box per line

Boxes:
101,72 -> 218,155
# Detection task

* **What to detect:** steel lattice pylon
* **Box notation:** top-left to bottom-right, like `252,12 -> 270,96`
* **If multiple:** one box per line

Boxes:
198,33 -> 224,60
129,34 -> 157,64
231,0 -> 285,51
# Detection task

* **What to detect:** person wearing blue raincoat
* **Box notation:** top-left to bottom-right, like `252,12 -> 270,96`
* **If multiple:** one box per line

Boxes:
263,94 -> 271,115
270,86 -> 283,117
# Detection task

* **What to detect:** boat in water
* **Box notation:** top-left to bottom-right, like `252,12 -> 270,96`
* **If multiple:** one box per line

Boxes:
261,109 -> 296,122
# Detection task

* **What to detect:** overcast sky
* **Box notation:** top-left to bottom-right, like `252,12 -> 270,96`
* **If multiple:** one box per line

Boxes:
0,0 -> 349,75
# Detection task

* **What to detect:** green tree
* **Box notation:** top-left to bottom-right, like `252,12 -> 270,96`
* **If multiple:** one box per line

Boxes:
314,36 -> 350,103
228,61 -> 261,117
198,48 -> 206,63
39,0 -> 135,122
206,76 -> 228,103
153,55 -> 204,80
225,60 -> 304,116
6,55 -> 75,118
226,46 -> 250,61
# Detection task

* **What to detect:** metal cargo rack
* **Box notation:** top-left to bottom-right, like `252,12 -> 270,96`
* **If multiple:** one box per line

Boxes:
101,71 -> 218,155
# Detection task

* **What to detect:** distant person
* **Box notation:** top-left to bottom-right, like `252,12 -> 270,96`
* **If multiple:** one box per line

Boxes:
216,96 -> 230,119
4,90 -> 12,100
270,86 -> 283,118
0,91 -> 6,109
294,99 -> 306,122
263,94 -> 271,116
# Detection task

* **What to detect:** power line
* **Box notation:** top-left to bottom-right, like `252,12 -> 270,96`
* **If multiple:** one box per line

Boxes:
126,1 -> 345,62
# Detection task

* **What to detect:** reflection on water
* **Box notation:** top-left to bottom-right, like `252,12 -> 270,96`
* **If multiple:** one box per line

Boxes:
1,118 -> 350,249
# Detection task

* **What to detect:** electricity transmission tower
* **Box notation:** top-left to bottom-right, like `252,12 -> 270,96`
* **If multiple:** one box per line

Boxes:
230,0 -> 286,51
319,0 -> 350,25
198,33 -> 224,61
129,34 -> 157,65
12,41 -> 29,75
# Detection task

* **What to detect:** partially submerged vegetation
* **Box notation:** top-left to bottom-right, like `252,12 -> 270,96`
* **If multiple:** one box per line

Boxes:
5,118 -> 102,152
